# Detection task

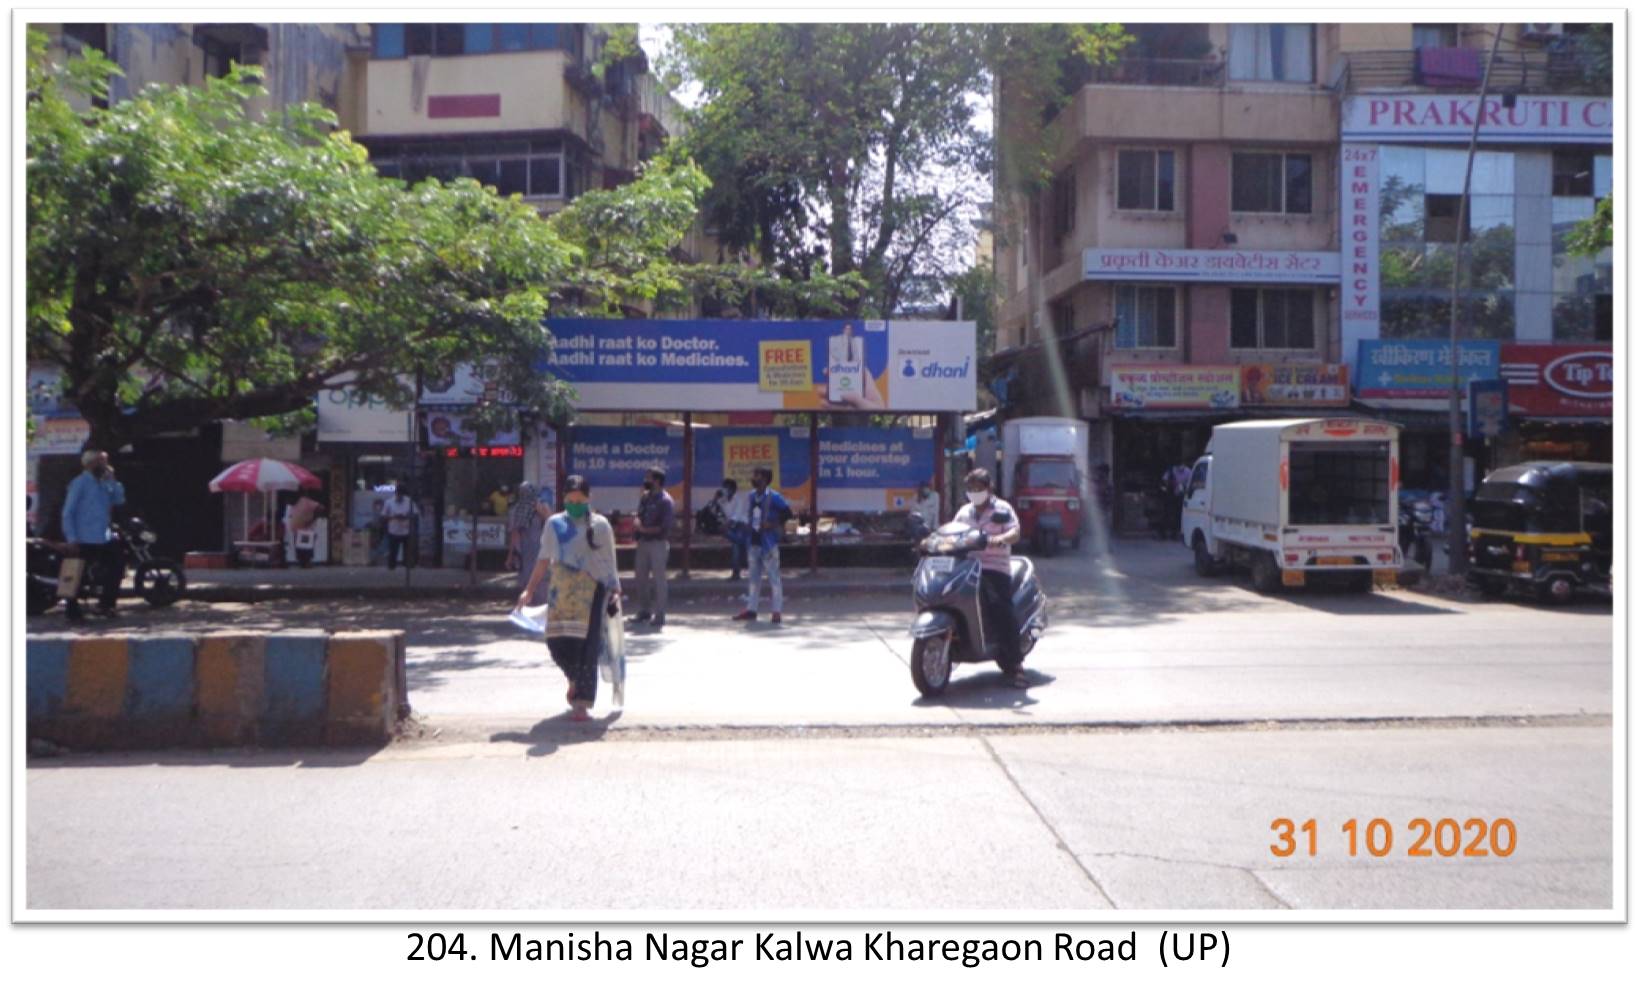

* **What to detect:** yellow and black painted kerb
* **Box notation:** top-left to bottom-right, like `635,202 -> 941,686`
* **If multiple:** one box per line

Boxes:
26,630 -> 406,750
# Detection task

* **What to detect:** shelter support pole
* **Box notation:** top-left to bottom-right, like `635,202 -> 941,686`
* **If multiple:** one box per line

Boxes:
934,412 -> 948,522
808,411 -> 820,575
681,413 -> 694,579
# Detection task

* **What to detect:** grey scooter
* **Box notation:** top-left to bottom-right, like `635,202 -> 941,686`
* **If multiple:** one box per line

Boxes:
907,520 -> 1048,697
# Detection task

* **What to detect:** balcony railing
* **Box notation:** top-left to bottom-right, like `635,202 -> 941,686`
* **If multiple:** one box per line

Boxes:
1086,57 -> 1226,88
1340,48 -> 1611,95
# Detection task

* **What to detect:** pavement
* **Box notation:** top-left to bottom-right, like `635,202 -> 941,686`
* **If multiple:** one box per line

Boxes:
181,563 -> 907,601
24,537 -> 1618,912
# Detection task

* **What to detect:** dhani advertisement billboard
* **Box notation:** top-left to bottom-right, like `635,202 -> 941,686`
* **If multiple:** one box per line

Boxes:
541,319 -> 977,412
565,425 -> 938,514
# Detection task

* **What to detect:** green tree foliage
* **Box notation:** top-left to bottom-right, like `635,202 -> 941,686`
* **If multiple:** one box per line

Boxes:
1566,195 -> 1613,256
26,32 -> 846,450
666,24 -> 1128,319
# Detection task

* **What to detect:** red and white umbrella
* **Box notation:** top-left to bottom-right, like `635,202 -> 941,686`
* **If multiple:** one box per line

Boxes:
209,458 -> 322,494
209,459 -> 323,544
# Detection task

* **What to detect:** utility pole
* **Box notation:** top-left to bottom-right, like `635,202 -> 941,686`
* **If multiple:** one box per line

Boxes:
1444,25 -> 1504,576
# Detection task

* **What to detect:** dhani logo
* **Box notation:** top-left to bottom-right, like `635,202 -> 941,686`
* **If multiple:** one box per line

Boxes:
1543,352 -> 1614,400
917,358 -> 971,379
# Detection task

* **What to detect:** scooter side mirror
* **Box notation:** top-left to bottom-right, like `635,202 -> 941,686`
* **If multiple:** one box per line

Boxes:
990,510 -> 1012,525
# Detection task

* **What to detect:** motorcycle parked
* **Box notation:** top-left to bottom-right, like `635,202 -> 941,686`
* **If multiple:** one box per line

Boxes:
1397,491 -> 1436,569
26,516 -> 188,616
907,520 -> 1048,697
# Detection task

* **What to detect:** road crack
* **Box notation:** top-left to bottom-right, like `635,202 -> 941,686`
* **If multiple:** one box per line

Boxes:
978,734 -> 1118,909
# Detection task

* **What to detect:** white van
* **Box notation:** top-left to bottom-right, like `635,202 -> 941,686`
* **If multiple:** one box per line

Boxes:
1182,418 -> 1402,593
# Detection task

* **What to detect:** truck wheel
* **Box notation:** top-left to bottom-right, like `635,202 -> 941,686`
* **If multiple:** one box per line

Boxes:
910,634 -> 952,697
1251,552 -> 1283,593
1192,537 -> 1218,578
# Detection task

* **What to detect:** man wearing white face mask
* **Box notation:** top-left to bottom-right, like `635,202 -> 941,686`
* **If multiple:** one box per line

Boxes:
952,467 -> 1025,685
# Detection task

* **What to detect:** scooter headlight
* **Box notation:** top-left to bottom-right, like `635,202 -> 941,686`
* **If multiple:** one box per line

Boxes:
140,531 -> 157,544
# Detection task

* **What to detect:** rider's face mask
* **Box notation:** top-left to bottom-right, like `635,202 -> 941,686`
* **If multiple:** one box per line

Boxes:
966,490 -> 990,506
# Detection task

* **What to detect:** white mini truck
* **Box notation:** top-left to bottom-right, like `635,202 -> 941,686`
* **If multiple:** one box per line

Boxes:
1181,418 -> 1403,593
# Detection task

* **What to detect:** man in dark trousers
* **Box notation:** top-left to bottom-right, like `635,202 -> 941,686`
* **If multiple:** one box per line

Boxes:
60,449 -> 126,621
633,465 -> 675,627
734,467 -> 791,624
952,468 -> 1026,686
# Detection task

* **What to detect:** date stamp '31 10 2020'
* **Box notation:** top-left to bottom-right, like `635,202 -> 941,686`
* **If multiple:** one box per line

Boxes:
1270,818 -> 1518,859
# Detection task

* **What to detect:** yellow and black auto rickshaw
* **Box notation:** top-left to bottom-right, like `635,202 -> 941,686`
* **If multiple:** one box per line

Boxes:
1467,461 -> 1613,603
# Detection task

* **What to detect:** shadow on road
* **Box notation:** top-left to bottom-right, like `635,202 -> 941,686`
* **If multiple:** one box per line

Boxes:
913,670 -> 1058,710
488,710 -> 625,758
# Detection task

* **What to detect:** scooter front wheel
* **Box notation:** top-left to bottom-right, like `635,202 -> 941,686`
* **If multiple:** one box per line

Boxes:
910,633 -> 953,698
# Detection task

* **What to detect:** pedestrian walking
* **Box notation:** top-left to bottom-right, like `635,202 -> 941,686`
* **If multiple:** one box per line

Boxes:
1162,463 -> 1191,541
60,449 -> 126,622
722,477 -> 750,581
516,475 -> 622,722
734,467 -> 791,624
632,466 -> 674,627
383,485 -> 415,570
507,482 -> 550,606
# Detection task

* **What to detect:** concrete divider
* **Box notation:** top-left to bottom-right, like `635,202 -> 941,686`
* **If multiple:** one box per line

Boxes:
26,631 -> 406,751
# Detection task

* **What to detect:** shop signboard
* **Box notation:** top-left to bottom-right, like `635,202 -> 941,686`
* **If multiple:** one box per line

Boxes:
29,417 -> 91,455
1109,366 -> 1240,410
541,318 -> 977,412
1355,340 -> 1500,399
1498,344 -> 1613,417
1082,249 -> 1340,284
422,412 -> 521,448
418,362 -> 515,406
1468,379 -> 1509,441
1240,364 -> 1350,406
1339,143 -> 1381,367
1342,94 -> 1613,144
317,377 -> 413,443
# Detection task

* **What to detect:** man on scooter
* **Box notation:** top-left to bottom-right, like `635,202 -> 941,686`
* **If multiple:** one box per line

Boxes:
953,468 -> 1026,686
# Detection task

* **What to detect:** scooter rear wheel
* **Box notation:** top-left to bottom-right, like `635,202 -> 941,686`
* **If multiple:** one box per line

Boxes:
910,634 -> 952,698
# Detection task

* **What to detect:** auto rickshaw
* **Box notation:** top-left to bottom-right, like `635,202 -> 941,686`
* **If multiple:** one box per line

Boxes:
1467,461 -> 1612,604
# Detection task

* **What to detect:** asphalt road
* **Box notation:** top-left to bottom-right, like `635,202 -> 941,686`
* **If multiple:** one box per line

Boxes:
24,539 -> 1616,912
27,724 -> 1612,911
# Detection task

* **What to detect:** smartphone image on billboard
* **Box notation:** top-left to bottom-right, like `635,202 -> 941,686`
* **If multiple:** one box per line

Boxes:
828,323 -> 864,403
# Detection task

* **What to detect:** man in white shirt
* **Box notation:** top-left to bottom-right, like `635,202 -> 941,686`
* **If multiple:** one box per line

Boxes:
383,486 -> 414,570
952,468 -> 1025,685
721,477 -> 751,581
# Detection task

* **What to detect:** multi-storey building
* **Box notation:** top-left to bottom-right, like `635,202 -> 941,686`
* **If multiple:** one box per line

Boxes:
1336,24 -> 1612,487
992,22 -> 1612,529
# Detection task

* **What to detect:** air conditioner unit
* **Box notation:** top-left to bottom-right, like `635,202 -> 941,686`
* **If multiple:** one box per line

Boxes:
1522,24 -> 1564,39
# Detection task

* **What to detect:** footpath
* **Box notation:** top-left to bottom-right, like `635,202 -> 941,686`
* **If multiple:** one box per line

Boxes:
182,563 -> 908,602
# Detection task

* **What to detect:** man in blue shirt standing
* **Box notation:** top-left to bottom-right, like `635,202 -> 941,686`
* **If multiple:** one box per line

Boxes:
734,466 -> 791,625
60,449 -> 126,621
